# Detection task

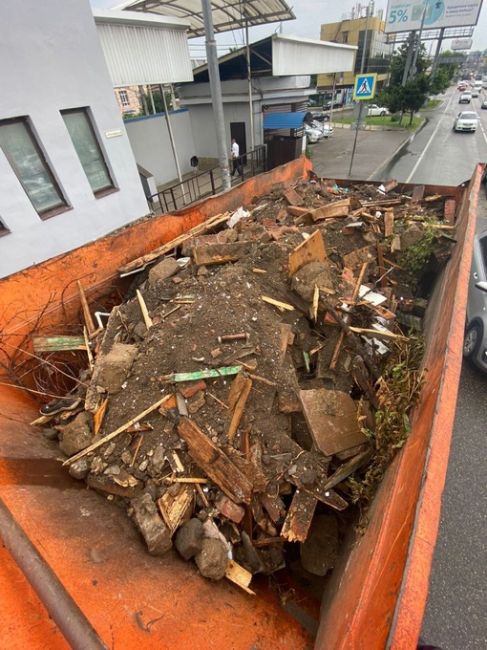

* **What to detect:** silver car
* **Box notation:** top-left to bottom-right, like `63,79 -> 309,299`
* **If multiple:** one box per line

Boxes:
464,229 -> 487,370
453,111 -> 478,132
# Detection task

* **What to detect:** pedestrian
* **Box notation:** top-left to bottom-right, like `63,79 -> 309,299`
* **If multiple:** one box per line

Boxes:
231,138 -> 243,179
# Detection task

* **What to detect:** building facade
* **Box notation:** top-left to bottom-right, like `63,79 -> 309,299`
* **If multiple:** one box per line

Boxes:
115,86 -> 143,117
0,0 -> 149,278
318,14 -> 392,90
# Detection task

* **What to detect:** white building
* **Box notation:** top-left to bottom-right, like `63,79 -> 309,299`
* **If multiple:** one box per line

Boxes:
178,35 -> 357,160
0,0 -> 192,278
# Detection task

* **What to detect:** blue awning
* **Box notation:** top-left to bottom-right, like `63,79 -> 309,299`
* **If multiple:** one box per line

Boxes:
263,111 -> 307,130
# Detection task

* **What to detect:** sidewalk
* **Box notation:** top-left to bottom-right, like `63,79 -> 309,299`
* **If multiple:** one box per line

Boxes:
310,128 -> 409,181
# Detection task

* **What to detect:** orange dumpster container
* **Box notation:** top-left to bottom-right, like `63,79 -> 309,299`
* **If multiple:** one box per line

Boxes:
0,157 -> 482,649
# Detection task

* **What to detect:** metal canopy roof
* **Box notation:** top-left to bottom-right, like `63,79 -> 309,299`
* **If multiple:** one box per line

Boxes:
191,34 -> 357,82
115,0 -> 294,38
263,111 -> 307,130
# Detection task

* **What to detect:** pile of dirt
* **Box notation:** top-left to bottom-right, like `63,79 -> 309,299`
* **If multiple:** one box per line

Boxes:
34,174 -> 455,593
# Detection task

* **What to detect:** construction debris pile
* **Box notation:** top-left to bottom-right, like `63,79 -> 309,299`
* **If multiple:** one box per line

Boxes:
34,175 -> 456,593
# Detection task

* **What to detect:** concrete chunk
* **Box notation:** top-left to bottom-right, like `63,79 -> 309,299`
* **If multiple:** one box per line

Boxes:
195,538 -> 229,580
59,412 -> 93,456
175,517 -> 204,560
131,493 -> 172,556
148,258 -> 179,286
96,343 -> 138,394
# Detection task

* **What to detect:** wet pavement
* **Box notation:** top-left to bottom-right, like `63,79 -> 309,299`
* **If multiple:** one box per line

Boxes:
310,126 -> 408,180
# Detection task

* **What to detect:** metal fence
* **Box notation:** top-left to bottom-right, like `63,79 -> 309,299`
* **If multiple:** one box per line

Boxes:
149,145 -> 266,214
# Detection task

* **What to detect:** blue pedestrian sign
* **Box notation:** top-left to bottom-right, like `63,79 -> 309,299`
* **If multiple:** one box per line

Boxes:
353,73 -> 377,101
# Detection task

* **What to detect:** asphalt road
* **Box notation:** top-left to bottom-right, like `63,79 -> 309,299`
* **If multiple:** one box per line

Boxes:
374,88 -> 487,185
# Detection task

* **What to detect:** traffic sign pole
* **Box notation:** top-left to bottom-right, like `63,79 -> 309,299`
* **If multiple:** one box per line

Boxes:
348,102 -> 364,177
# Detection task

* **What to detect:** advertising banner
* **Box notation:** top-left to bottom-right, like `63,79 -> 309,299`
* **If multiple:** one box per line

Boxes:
385,0 -> 483,33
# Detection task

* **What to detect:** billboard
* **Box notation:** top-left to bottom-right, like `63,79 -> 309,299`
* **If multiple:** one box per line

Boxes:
385,0 -> 483,33
451,37 -> 473,50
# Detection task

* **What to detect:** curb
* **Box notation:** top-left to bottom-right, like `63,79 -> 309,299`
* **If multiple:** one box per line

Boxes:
366,118 -> 427,181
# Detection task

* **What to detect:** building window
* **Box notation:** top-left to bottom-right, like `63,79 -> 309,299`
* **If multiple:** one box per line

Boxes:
0,117 -> 67,217
62,108 -> 114,195
119,90 -> 130,107
341,31 -> 349,43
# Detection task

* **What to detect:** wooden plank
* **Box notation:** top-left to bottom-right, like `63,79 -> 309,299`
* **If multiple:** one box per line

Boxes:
227,378 -> 252,442
444,198 -> 456,225
363,197 -> 402,209
376,242 -> 386,288
118,212 -> 230,275
225,560 -> 255,595
261,295 -> 295,312
215,494 -> 245,524
311,198 -> 351,221
281,489 -> 317,543
411,184 -> 425,203
299,388 -> 367,457
287,206 -> 310,218
77,281 -> 96,336
329,262 -> 368,370
288,230 -> 327,276
322,449 -> 373,491
93,398 -> 108,435
283,187 -> 304,206
227,373 -> 247,410
136,289 -> 153,329
177,417 -> 253,504
384,210 -> 394,238
32,335 -> 86,353
193,241 -> 253,266
157,484 -> 194,533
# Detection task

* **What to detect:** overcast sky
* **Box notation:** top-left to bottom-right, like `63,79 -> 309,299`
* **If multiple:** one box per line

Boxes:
91,0 -> 487,55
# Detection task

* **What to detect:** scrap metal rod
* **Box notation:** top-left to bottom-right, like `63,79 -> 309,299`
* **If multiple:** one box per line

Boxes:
0,497 -> 107,650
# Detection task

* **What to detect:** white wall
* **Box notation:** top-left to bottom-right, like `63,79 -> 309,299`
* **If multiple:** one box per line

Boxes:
0,0 -> 149,279
124,110 -> 196,187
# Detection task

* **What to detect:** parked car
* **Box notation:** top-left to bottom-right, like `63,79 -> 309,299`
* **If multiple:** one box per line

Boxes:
310,120 -> 334,138
453,111 -> 478,132
367,104 -> 390,117
481,99 -> 487,109
459,92 -> 472,104
464,228 -> 487,371
304,124 -> 322,144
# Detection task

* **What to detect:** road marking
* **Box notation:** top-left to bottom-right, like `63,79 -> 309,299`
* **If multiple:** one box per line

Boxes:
478,117 -> 487,146
405,91 -> 455,183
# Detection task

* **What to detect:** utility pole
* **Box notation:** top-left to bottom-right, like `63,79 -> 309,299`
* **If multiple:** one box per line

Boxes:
402,32 -> 416,86
410,4 -> 427,78
430,27 -> 445,80
348,4 -> 370,177
201,0 -> 231,191
245,17 -> 255,152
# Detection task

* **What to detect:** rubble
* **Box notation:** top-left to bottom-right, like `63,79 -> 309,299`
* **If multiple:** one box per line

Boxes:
33,175 -> 454,593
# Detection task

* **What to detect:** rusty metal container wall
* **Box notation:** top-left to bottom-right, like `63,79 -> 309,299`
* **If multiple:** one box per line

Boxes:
0,157 -> 480,649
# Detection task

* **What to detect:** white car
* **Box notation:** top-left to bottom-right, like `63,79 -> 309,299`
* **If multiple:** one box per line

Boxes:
453,111 -> 478,132
367,104 -> 390,117
311,120 -> 334,138
304,124 -> 322,143
459,93 -> 472,104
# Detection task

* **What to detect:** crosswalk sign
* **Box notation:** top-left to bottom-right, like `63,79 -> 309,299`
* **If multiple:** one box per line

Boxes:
353,73 -> 377,101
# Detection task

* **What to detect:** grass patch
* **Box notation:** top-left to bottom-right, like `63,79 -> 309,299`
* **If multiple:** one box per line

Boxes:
423,98 -> 442,110
332,114 -> 423,130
